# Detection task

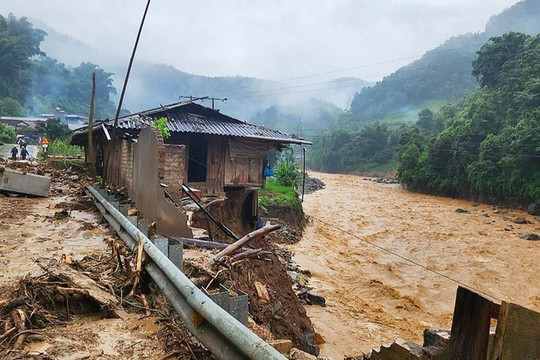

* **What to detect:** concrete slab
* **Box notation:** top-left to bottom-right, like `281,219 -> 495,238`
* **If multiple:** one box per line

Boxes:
0,167 -> 51,197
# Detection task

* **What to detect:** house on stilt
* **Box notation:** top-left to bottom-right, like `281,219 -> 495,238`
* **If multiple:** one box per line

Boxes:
70,101 -> 310,238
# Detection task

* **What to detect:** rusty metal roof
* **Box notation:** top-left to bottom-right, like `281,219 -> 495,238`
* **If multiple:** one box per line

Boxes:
105,102 -> 310,144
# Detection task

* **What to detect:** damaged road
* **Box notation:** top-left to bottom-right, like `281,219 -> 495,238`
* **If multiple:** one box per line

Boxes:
0,161 -> 206,359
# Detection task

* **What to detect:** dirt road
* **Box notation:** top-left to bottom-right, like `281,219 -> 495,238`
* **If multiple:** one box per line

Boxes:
0,143 -> 39,160
290,172 -> 540,359
0,183 -> 167,358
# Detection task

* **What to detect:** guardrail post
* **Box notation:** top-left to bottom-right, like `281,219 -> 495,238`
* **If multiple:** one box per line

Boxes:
154,237 -> 169,257
169,243 -> 183,270
137,218 -> 149,237
119,202 -> 130,216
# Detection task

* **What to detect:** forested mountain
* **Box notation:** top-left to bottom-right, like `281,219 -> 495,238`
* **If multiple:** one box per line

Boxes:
0,14 -> 45,116
398,32 -> 540,205
0,14 -> 118,119
349,0 -> 540,125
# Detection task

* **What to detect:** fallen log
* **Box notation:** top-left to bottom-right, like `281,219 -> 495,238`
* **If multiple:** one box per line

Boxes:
0,327 -> 16,341
38,260 -> 127,319
231,248 -> 264,262
11,308 -> 26,350
205,223 -> 280,268
169,236 -> 251,252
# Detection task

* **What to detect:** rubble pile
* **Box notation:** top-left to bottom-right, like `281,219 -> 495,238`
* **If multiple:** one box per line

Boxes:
302,174 -> 326,194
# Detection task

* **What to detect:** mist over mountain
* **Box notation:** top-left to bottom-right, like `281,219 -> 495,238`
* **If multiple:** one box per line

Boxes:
349,0 -> 540,125
35,20 -> 367,137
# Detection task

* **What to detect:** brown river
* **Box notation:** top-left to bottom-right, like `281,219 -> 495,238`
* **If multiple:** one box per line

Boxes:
289,172 -> 540,359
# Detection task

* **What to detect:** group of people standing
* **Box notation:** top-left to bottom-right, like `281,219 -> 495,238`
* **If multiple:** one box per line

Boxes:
9,137 -> 49,161
10,142 -> 29,161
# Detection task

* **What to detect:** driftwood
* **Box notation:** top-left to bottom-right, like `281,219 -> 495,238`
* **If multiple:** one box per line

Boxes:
11,309 -> 26,350
231,248 -> 264,262
170,237 -> 251,252
205,223 -> 280,268
39,261 -> 127,319
128,239 -> 145,297
203,198 -> 225,209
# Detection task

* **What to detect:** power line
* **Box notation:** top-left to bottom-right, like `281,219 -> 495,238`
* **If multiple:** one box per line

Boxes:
212,42 -> 486,95
225,60 -> 473,98
309,215 -> 502,302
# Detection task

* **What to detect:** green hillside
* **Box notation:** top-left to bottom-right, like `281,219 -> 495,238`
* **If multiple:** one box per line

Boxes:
398,32 -> 540,205
349,0 -> 540,125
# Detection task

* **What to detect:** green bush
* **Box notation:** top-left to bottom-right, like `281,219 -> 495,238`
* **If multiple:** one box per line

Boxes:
274,160 -> 301,188
49,139 -> 84,156
153,117 -> 171,139
0,123 -> 16,143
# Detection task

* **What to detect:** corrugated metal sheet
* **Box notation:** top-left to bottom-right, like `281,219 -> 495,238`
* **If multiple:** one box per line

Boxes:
72,102 -> 311,145
112,105 -> 310,144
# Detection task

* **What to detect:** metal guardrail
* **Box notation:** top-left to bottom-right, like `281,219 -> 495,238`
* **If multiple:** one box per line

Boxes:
86,185 -> 286,360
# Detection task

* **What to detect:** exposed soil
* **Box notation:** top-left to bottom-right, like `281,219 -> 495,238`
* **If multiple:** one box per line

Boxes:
289,171 -> 540,359
189,191 -> 317,353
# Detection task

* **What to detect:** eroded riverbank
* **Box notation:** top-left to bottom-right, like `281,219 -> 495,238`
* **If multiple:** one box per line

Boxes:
290,172 -> 540,359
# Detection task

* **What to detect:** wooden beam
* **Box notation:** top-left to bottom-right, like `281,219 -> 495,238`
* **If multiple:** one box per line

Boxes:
442,286 -> 493,360
489,301 -> 540,359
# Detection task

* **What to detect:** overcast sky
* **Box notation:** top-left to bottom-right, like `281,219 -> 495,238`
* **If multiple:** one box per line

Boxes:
0,0 -> 521,81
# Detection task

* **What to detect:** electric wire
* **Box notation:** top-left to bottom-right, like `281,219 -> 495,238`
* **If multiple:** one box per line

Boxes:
212,42 -> 487,95
308,213 -> 502,302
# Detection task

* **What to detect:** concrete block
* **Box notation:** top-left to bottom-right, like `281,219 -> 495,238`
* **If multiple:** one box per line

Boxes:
118,203 -> 130,216
137,218 -> 149,237
154,237 -> 168,257
127,215 -> 138,226
0,168 -> 51,197
289,348 -> 317,360
168,244 -> 183,270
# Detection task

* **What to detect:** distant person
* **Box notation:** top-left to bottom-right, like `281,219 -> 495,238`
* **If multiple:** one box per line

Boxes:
20,146 -> 29,160
41,136 -> 49,154
10,146 -> 18,160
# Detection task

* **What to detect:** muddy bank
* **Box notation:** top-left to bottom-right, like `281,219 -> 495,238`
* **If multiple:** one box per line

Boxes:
290,172 -> 540,359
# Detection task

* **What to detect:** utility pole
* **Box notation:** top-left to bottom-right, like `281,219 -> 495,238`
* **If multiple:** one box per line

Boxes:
87,72 -> 96,176
296,117 -> 303,137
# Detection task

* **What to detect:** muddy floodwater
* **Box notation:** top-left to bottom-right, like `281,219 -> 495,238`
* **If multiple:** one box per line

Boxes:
290,172 -> 540,359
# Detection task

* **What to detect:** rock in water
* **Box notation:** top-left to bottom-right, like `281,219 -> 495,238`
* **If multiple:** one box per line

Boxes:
520,233 -> 540,241
528,203 -> 540,215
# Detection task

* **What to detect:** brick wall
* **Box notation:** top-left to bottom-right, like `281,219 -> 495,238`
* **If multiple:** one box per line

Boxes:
120,140 -> 134,191
163,144 -> 187,197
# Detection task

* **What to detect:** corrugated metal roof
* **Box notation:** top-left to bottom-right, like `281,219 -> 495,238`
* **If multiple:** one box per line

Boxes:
106,102 -> 311,144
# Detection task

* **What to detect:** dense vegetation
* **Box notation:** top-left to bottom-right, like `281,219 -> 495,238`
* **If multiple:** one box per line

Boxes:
398,32 -> 540,205
0,14 -> 117,119
348,0 -> 540,126
307,123 -> 407,174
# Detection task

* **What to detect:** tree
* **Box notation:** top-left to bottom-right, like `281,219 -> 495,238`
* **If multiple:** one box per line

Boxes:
0,122 -> 15,143
35,118 -> 70,140
0,97 -> 25,116
472,32 -> 530,87
0,14 -> 46,103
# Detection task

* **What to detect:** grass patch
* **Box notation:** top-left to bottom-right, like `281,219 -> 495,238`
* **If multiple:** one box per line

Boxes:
49,139 -> 84,156
259,178 -> 305,227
